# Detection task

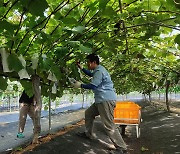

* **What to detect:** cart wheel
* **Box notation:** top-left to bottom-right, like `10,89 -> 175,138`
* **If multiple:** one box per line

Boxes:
119,125 -> 127,136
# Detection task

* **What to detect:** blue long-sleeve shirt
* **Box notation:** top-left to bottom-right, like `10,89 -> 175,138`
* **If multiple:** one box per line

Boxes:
81,66 -> 117,103
81,83 -> 97,90
81,68 -> 97,90
82,68 -> 93,77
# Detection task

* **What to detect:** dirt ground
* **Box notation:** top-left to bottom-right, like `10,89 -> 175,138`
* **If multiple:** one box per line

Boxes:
10,100 -> 180,154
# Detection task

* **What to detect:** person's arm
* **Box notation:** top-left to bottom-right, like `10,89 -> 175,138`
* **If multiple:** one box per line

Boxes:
82,68 -> 93,77
90,70 -> 102,87
80,70 -> 102,90
76,61 -> 93,77
81,83 -> 97,90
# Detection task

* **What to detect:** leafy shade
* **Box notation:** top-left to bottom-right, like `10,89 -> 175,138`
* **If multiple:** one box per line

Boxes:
0,0 -> 179,96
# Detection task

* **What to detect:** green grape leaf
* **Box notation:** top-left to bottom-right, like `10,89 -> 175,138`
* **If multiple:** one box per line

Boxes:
39,31 -> 49,42
26,67 -> 34,76
51,65 -> 62,80
0,7 -> 6,18
70,64 -> 81,80
7,54 -> 24,72
101,6 -> 117,18
174,34 -> 180,45
0,0 -> 4,5
124,0 -> 136,3
44,105 -> 48,111
62,17 -> 78,25
38,56 -> 52,71
55,90 -> 63,99
174,18 -> 180,24
27,0 -> 49,16
151,1 -> 161,11
54,47 -> 69,59
133,17 -> 145,25
13,84 -> 19,91
41,85 -> 49,97
87,1 -> 98,11
0,20 -> 18,33
48,18 -> 59,26
68,41 -> 80,48
0,76 -> 8,90
79,45 -> 92,53
20,80 -> 33,97
72,26 -> 85,34
174,15 -> 180,24
99,0 -> 109,10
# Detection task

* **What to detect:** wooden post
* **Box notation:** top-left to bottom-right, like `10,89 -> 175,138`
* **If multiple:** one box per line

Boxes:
48,83 -> 51,134
165,80 -> 170,112
32,75 -> 42,144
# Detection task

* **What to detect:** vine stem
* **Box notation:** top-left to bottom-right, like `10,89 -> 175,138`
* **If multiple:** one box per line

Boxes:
142,10 -> 180,15
50,0 -> 84,36
0,0 -> 19,20
118,0 -> 129,52
126,21 -> 180,31
173,0 -> 180,4
16,0 -> 69,53
10,11 -> 25,53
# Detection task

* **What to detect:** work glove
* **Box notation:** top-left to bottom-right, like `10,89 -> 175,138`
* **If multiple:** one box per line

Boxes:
72,81 -> 81,88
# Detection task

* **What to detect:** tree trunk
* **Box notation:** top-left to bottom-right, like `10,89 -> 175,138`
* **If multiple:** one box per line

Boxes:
175,91 -> 176,99
32,75 -> 42,144
70,94 -> 73,106
143,93 -> 146,101
86,92 -> 88,106
148,92 -> 151,103
82,92 -> 85,108
165,80 -> 170,112
17,91 -> 19,110
48,90 -> 51,134
8,95 -> 11,112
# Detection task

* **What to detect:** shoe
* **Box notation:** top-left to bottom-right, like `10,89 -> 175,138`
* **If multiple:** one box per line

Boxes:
17,132 -> 25,138
76,132 -> 96,140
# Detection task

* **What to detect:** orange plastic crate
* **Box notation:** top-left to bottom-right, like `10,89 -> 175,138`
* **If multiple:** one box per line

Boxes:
116,101 -> 135,104
114,103 -> 141,124
114,102 -> 142,138
115,101 -> 135,109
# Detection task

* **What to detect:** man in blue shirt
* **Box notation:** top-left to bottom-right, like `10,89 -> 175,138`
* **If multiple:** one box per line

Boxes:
72,54 -> 127,154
